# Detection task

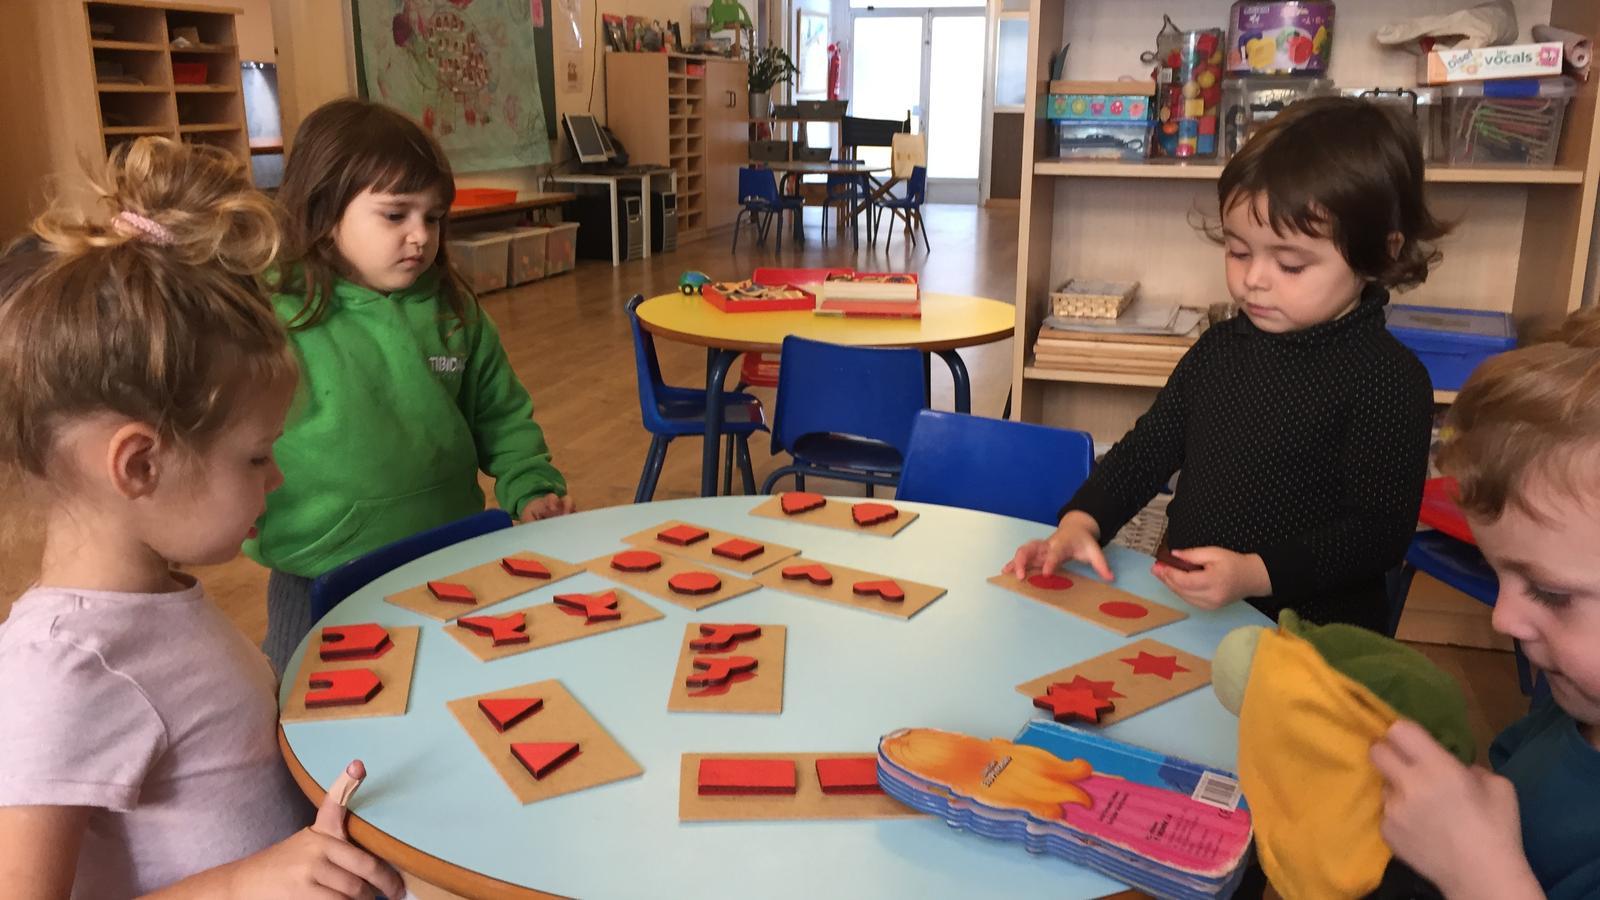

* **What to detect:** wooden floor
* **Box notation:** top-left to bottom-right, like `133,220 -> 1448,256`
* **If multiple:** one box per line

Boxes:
2,203 -> 1529,893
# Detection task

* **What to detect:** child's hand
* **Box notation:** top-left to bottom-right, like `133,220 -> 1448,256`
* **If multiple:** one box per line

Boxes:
1371,721 -> 1544,900
521,493 -> 577,521
1150,547 -> 1269,609
1004,511 -> 1114,581
224,760 -> 404,900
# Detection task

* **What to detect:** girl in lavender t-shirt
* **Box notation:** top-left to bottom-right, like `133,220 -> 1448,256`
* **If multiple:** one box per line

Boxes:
0,139 -> 403,899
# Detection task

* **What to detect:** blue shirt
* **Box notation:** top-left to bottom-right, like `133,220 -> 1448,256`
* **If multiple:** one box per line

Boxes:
1490,702 -> 1600,899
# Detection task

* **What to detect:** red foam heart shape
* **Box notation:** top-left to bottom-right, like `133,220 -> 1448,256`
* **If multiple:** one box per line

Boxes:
852,502 -> 900,527
781,492 -> 826,515
781,563 -> 834,586
852,579 -> 906,602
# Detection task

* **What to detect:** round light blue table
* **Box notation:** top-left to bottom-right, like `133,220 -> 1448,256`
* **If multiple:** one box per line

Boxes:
278,497 -> 1268,899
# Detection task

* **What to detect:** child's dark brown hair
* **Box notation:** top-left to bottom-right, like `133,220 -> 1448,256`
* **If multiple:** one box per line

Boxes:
1216,97 -> 1449,289
271,98 -> 472,328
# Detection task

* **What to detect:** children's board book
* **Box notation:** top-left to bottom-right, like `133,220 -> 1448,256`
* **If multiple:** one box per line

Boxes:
816,273 -> 921,318
876,721 -> 1252,899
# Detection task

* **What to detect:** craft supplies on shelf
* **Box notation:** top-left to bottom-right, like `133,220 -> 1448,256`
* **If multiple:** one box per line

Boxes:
1050,278 -> 1138,319
1385,305 -> 1516,390
1152,23 -> 1226,159
1047,81 -> 1157,160
1226,1 -> 1335,76
1432,77 -> 1576,168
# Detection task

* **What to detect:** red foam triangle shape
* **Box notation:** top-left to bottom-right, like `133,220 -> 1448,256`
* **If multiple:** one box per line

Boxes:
511,741 -> 580,779
478,697 -> 543,732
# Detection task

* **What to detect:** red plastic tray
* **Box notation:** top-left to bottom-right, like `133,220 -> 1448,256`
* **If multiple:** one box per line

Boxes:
703,282 -> 816,313
1419,476 -> 1475,545
451,188 -> 519,210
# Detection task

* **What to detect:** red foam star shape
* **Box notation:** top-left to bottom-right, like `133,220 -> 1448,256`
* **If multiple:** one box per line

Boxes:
1033,686 -> 1115,724
1049,674 -> 1125,700
1120,650 -> 1190,680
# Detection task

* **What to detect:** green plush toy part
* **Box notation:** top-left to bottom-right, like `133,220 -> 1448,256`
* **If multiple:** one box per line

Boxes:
706,0 -> 753,32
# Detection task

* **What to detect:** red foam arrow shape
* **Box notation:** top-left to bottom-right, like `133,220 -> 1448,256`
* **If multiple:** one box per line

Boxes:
305,668 -> 383,708
511,741 -> 580,779
657,524 -> 710,546
687,655 -> 758,687
1027,573 -> 1074,591
553,591 -> 621,623
816,757 -> 883,795
780,491 -> 826,515
1033,686 -> 1115,724
668,571 -> 722,595
690,623 -> 762,651
478,697 -> 543,732
458,612 -> 530,646
1120,650 -> 1191,680
427,580 -> 477,604
500,556 -> 552,579
852,502 -> 900,526
781,563 -> 833,586
610,550 -> 663,573
698,758 -> 797,795
1050,674 -> 1125,701
712,538 -> 765,561
852,579 -> 906,602
319,623 -> 392,661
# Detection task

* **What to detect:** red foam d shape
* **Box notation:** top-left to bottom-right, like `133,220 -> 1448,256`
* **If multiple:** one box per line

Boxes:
305,668 -> 383,708
658,524 -> 711,546
1027,573 -> 1074,591
500,557 -> 552,579
852,579 -> 906,602
780,492 -> 826,515
690,623 -> 762,651
668,571 -> 722,595
553,591 -> 621,623
1033,686 -> 1115,724
781,563 -> 833,586
697,758 -> 797,795
611,550 -> 663,573
686,655 -> 758,687
816,757 -> 883,795
712,538 -> 765,561
852,502 -> 899,527
478,697 -> 543,732
511,741 -> 579,779
319,623 -> 392,661
427,580 -> 477,604
458,612 -> 530,646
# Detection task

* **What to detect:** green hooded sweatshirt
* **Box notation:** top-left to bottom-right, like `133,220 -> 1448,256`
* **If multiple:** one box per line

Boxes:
243,269 -> 565,577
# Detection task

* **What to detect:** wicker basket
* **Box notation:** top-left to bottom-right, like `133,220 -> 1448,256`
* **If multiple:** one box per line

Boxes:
1050,279 -> 1138,319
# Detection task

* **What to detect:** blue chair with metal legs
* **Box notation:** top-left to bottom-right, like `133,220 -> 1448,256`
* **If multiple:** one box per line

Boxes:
896,410 -> 1094,526
820,163 -> 870,249
308,508 -> 515,623
627,294 -> 766,501
760,336 -> 926,494
874,165 -> 929,250
732,167 -> 803,251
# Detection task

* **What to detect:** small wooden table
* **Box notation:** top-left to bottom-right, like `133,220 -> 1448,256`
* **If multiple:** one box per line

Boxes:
446,192 -> 576,223
636,291 -> 1015,496
763,161 -> 889,243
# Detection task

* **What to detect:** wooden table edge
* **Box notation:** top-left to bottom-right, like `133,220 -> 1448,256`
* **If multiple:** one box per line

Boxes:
635,306 -> 1015,354
278,726 -> 566,900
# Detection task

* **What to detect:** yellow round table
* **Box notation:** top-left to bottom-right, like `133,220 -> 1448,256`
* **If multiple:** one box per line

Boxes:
635,291 -> 1015,496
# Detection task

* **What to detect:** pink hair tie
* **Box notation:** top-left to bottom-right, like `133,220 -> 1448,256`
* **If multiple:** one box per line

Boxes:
112,210 -> 176,246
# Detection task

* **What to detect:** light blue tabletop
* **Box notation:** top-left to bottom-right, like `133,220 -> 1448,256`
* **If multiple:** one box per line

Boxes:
280,497 -> 1268,899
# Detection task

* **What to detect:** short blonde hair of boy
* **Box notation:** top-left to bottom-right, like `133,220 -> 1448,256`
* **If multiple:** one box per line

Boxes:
1437,309 -> 1600,521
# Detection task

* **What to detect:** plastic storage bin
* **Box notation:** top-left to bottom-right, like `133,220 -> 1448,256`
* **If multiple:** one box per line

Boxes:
1341,87 -> 1438,162
544,222 -> 579,276
1052,121 -> 1153,160
1434,77 -> 1576,168
449,232 -> 511,295
1222,76 -> 1334,157
1152,26 -> 1226,159
1047,81 -> 1154,160
1386,305 -> 1516,390
504,226 -> 551,285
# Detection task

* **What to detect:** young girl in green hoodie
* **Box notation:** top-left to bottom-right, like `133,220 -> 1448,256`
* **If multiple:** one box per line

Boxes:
250,98 -> 574,675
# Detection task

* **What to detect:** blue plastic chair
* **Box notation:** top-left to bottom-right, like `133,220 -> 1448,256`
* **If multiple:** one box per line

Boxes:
732,167 -> 803,251
1391,530 -> 1547,703
820,162 -> 869,249
761,335 -> 927,494
896,411 -> 1094,526
627,294 -> 767,501
875,165 -> 929,250
308,508 -> 514,623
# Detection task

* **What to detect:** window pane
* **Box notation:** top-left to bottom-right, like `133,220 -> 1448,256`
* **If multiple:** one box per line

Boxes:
994,17 -> 1028,108
928,15 -> 982,178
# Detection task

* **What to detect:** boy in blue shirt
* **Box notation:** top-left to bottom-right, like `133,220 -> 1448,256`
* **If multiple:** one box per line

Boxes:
1372,309 -> 1600,899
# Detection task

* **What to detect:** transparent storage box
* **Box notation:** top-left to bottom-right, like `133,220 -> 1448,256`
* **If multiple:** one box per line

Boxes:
544,222 -> 580,276
1341,87 -> 1438,162
449,232 -> 511,295
504,226 -> 551,286
1052,121 -> 1153,161
1433,77 -> 1576,168
1221,76 -> 1335,157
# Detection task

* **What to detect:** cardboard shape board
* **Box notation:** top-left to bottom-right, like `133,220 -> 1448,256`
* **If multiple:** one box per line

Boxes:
384,551 -> 584,621
444,589 -> 664,661
584,550 -> 760,611
679,752 -> 920,821
988,570 -> 1187,637
621,520 -> 801,575
447,679 -> 643,805
281,625 -> 420,723
749,493 -> 918,537
667,623 -> 786,714
752,556 -> 946,620
1014,638 -> 1213,727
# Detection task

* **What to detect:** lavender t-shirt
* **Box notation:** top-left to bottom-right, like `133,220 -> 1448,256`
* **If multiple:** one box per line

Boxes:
0,579 -> 305,898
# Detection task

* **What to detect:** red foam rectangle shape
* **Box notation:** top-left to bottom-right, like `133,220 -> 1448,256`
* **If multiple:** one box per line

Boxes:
815,757 -> 883,795
697,758 -> 797,796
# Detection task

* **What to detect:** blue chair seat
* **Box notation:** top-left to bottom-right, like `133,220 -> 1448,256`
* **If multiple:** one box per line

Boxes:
791,433 -> 903,474
654,388 -> 766,435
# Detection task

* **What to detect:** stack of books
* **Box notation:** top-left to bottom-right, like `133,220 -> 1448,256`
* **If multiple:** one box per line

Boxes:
815,272 -> 921,318
1031,301 -> 1204,378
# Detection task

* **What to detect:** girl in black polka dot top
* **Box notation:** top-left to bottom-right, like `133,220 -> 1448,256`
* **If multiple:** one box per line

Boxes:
1008,98 -> 1442,631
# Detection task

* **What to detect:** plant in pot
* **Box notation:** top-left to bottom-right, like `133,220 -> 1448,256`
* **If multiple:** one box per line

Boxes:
747,45 -> 798,119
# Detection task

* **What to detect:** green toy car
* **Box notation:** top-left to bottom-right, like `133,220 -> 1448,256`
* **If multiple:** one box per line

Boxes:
679,271 -> 713,295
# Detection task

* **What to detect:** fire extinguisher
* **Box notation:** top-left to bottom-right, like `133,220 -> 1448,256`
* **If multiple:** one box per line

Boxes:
827,42 -> 841,101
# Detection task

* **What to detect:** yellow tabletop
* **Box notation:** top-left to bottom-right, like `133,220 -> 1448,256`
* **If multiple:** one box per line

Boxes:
636,292 -> 1015,354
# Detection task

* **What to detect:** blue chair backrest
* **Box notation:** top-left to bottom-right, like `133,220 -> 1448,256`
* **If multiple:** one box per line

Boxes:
907,166 -> 928,204
308,508 -> 515,622
625,293 -> 670,432
825,172 -> 862,199
896,410 -> 1093,525
739,167 -> 778,206
771,335 -> 926,456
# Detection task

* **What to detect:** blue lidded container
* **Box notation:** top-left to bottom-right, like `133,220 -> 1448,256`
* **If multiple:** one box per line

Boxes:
1386,304 -> 1516,391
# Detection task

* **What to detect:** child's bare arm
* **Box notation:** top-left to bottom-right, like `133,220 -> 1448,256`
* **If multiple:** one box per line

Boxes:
0,805 -> 89,900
